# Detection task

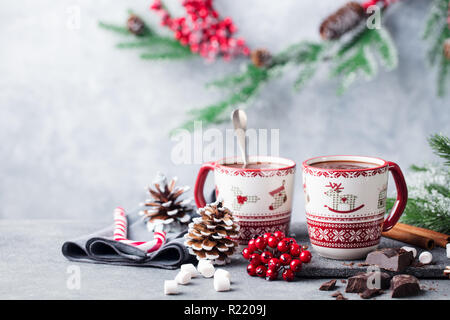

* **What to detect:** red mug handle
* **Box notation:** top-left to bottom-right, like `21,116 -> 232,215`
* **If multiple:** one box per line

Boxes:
194,162 -> 215,208
382,161 -> 408,232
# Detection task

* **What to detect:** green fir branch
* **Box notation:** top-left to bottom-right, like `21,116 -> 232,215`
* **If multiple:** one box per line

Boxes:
331,27 -> 397,94
428,133 -> 450,165
423,0 -> 450,96
99,16 -> 193,61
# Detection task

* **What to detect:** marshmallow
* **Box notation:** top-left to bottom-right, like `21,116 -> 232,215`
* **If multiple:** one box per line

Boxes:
214,276 -> 231,292
198,260 -> 215,278
401,246 -> 417,258
181,263 -> 199,278
446,243 -> 450,259
419,251 -> 433,264
175,270 -> 192,285
164,280 -> 179,295
214,269 -> 231,281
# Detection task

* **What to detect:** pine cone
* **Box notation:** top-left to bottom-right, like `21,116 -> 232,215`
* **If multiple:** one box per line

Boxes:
319,2 -> 366,40
184,201 -> 239,265
127,15 -> 146,35
140,172 -> 193,232
251,49 -> 272,68
444,39 -> 450,60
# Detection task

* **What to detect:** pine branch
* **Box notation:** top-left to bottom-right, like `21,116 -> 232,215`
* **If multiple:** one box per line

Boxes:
428,133 -> 450,165
423,0 -> 450,96
99,17 -> 193,61
387,197 -> 450,234
331,27 -> 397,94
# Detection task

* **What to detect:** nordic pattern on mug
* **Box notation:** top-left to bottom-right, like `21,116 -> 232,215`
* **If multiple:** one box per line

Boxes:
268,180 -> 287,211
231,186 -> 260,211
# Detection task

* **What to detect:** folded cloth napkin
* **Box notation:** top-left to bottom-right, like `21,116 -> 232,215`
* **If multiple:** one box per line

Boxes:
62,208 -> 195,269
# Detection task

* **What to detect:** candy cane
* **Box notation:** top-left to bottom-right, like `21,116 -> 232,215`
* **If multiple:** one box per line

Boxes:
113,207 -> 166,253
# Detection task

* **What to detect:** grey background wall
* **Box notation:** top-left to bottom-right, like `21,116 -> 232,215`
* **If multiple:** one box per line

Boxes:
1,0 -> 448,223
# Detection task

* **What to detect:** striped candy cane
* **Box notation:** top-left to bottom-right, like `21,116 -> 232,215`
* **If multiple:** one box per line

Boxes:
113,207 -> 166,253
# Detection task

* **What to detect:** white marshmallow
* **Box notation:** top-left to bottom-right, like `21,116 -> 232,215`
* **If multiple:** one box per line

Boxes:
164,280 -> 179,295
401,246 -> 417,258
198,261 -> 215,278
214,276 -> 231,292
214,269 -> 231,281
181,263 -> 199,278
419,251 -> 433,264
446,243 -> 450,259
175,270 -> 192,285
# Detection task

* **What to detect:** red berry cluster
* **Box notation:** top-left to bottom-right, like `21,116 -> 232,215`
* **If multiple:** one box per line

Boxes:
150,0 -> 250,61
242,231 -> 312,282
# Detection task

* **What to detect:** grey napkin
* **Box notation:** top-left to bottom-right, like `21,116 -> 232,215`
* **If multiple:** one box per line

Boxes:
61,209 -> 195,269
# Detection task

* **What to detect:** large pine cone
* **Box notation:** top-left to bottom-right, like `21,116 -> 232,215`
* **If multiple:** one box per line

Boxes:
140,172 -> 193,232
319,2 -> 366,40
184,201 -> 239,265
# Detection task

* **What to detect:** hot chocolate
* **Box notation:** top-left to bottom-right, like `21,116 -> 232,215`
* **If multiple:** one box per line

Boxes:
310,160 -> 378,170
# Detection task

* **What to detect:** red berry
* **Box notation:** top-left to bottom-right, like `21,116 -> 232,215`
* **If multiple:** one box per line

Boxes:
285,237 -> 297,244
255,236 -> 267,250
268,258 -> 281,271
248,239 -> 257,252
282,269 -> 295,282
277,239 -> 289,253
242,248 -> 251,260
290,259 -> 302,273
247,264 -> 257,276
260,251 -> 273,264
249,253 -> 261,266
256,265 -> 267,278
289,244 -> 301,257
265,268 -> 278,281
280,253 -> 292,265
263,232 -> 272,240
300,250 -> 312,263
267,236 -> 278,248
273,231 -> 285,241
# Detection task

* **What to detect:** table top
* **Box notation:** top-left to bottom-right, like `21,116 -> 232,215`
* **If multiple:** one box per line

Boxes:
0,220 -> 448,300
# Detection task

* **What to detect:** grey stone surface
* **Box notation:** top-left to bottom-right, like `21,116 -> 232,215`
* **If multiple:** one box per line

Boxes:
0,0 -> 449,222
1,220 -> 448,300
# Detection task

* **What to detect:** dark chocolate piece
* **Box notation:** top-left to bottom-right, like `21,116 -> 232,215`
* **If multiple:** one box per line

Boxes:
359,288 -> 384,299
390,275 -> 420,298
319,279 -> 337,291
346,271 -> 391,293
331,290 -> 342,297
335,293 -> 348,300
365,248 -> 414,272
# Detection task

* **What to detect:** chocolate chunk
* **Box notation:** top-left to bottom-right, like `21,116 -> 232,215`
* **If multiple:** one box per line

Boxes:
365,248 -> 414,272
335,293 -> 348,300
319,279 -> 337,291
390,275 -> 420,298
359,288 -> 384,299
331,290 -> 342,297
346,271 -> 391,293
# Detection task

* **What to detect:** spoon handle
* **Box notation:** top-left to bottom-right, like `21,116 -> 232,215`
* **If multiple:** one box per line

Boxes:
235,128 -> 248,167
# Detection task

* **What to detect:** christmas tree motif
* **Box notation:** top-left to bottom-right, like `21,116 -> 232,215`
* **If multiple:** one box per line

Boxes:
324,182 -> 364,213
231,186 -> 260,211
377,184 -> 388,209
268,180 -> 288,211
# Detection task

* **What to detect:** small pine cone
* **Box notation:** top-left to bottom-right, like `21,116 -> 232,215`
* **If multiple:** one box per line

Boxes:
127,15 -> 145,35
251,49 -> 272,68
140,172 -> 193,232
444,39 -> 450,60
184,201 -> 239,265
319,2 -> 366,40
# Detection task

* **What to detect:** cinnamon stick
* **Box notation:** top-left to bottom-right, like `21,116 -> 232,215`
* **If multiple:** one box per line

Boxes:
394,223 -> 449,248
382,227 -> 435,250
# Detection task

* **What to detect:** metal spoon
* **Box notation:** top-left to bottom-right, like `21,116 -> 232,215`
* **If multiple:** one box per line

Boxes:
231,109 -> 249,168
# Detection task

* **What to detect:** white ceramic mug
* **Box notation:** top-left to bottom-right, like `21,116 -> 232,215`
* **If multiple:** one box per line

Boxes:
194,156 -> 296,245
302,155 -> 407,260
